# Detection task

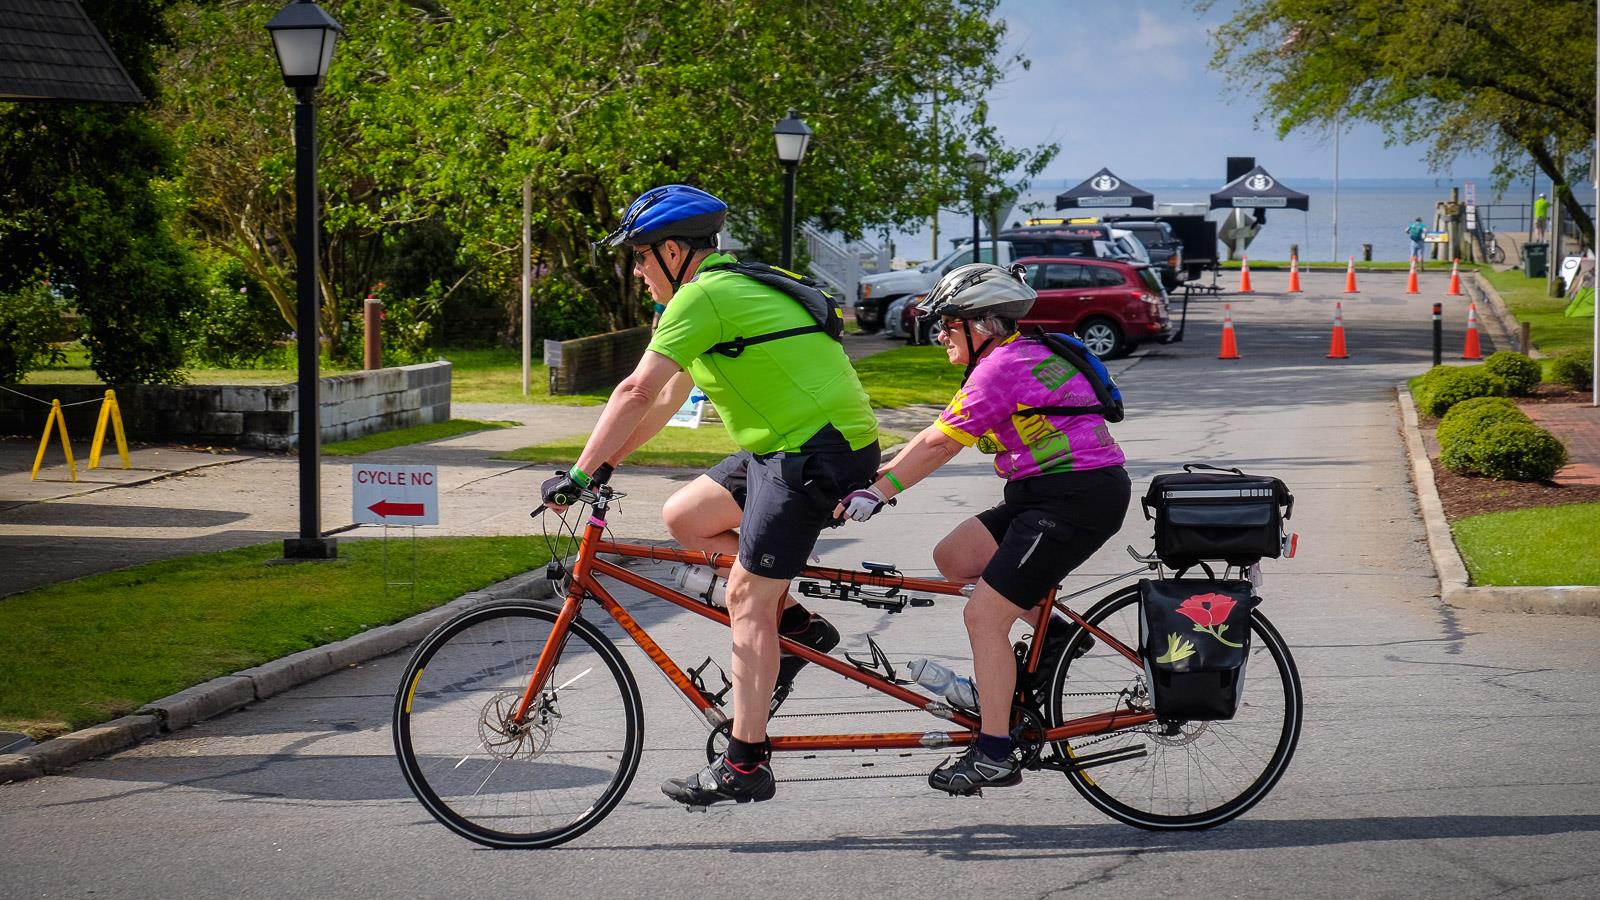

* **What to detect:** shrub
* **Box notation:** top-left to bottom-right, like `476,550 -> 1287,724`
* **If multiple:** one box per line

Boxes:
1436,396 -> 1530,450
1417,365 -> 1508,418
0,280 -> 69,382
183,257 -> 280,368
1441,422 -> 1568,481
1548,348 -> 1594,391
1482,351 -> 1541,395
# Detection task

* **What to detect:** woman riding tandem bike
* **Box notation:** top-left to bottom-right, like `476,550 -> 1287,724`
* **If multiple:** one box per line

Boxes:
837,262 -> 1131,794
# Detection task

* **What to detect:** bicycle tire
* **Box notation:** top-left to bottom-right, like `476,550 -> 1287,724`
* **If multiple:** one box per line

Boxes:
393,600 -> 643,849
1046,584 -> 1302,830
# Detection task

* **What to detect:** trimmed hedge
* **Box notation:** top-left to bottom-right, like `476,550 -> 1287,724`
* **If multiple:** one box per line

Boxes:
1482,351 -> 1542,395
1436,396 -> 1531,450
1416,365 -> 1508,418
1441,421 -> 1568,481
1549,348 -> 1594,391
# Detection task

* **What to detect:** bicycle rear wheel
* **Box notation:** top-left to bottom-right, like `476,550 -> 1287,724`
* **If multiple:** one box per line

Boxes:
393,600 -> 642,848
1046,585 -> 1301,830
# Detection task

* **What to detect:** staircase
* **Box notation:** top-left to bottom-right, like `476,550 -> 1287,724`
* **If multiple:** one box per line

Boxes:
800,224 -> 890,302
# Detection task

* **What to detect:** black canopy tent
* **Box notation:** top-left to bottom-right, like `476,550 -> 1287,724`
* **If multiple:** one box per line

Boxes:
1055,168 -> 1154,210
1208,165 -> 1309,211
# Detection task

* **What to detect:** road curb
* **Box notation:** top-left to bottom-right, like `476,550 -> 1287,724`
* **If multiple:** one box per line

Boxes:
0,569 -> 556,786
1397,385 -> 1600,616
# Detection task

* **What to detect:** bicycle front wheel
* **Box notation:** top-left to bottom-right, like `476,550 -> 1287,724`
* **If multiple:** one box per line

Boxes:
393,600 -> 642,849
1047,585 -> 1302,830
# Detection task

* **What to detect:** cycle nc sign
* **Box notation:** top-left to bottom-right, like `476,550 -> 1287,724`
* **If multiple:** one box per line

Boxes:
352,464 -> 439,526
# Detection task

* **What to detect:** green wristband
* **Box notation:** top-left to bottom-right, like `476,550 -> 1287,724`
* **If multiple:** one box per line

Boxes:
569,465 -> 591,488
884,471 -> 905,493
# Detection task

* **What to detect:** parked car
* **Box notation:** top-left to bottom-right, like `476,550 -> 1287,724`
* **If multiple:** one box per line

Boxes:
1103,220 -> 1185,290
1015,256 -> 1172,358
884,293 -> 917,341
854,242 -> 1016,334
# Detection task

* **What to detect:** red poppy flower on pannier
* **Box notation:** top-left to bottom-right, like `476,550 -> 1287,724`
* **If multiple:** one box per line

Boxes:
1176,593 -> 1236,628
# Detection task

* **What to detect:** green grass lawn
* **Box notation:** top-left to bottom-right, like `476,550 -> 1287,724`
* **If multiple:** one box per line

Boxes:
1219,259 -> 1418,270
503,424 -> 909,469
0,536 -> 565,739
322,418 -> 513,456
852,344 -> 963,408
1477,266 -> 1594,358
1452,502 -> 1600,586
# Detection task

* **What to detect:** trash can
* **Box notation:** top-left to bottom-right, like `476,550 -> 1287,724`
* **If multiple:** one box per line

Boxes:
1524,242 -> 1548,278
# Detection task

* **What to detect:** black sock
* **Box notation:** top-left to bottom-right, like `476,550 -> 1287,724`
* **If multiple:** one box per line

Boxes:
727,736 -> 770,768
975,731 -> 1013,760
778,604 -> 812,633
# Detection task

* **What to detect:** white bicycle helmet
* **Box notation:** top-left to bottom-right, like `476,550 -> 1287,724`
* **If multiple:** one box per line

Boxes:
916,262 -> 1036,322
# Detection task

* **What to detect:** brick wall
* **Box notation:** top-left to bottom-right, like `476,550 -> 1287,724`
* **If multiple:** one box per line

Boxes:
1,361 -> 451,451
548,326 -> 650,395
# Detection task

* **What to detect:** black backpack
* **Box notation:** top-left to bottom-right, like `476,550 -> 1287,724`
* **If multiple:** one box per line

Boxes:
1014,329 -> 1125,423
695,261 -> 845,358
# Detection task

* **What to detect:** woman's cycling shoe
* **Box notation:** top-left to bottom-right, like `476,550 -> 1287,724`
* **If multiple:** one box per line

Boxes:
928,745 -> 1022,796
661,754 -> 776,807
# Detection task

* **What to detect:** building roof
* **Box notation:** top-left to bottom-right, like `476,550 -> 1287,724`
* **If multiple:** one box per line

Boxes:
0,0 -> 144,103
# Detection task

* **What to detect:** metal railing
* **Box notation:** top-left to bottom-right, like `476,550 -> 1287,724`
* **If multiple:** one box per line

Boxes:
800,224 -> 889,301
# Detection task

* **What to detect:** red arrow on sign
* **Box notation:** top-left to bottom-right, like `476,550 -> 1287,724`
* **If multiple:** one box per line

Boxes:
369,500 -> 426,518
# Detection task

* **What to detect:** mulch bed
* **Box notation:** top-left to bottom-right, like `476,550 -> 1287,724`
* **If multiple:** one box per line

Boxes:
1420,384 -> 1600,519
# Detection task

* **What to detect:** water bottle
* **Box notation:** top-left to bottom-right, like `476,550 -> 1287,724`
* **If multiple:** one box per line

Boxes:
906,658 -> 979,709
669,564 -> 726,608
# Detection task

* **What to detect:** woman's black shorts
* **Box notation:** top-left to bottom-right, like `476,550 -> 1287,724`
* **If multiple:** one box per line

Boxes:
973,466 -> 1132,609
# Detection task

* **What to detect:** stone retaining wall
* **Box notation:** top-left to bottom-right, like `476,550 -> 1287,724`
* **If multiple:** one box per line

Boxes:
0,361 -> 450,451
548,326 -> 649,395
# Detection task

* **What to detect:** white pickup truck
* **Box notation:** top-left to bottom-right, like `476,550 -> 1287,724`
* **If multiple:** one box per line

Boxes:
852,242 -> 1018,333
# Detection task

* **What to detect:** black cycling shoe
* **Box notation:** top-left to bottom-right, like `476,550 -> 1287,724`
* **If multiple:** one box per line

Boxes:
775,612 -> 840,688
661,753 -> 777,807
928,745 -> 1022,796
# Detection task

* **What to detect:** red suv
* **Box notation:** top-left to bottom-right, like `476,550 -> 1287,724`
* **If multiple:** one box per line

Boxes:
1014,256 -> 1171,358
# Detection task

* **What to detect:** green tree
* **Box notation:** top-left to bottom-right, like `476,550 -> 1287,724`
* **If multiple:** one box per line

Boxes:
159,0 -> 1053,345
0,0 -> 201,384
1204,0 -> 1597,247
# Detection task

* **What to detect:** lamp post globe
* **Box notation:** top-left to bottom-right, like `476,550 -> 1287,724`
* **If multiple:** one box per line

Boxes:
268,0 -> 342,560
773,109 -> 812,269
967,152 -> 988,263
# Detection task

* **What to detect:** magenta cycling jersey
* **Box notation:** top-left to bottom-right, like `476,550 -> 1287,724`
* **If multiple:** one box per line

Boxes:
935,335 -> 1126,480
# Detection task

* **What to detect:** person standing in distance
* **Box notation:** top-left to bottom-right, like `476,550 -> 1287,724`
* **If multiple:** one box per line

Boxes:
1534,192 -> 1549,241
539,184 -> 881,806
1407,216 -> 1427,267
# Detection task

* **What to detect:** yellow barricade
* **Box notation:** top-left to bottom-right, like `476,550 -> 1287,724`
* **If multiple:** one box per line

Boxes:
88,389 -> 130,471
30,399 -> 77,482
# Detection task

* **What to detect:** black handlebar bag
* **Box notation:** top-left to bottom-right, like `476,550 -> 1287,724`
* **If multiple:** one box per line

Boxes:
1142,464 -> 1293,568
1138,578 -> 1257,720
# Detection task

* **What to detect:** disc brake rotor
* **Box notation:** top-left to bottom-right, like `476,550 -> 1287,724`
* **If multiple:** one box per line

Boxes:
478,690 -> 557,761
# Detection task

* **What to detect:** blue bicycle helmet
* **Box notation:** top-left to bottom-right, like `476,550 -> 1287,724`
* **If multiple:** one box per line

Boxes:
601,184 -> 727,249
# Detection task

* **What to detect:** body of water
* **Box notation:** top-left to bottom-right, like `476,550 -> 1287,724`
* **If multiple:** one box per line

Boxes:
883,177 -> 1569,266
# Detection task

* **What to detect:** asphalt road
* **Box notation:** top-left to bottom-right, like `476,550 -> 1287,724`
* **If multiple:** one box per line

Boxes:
4,272 -> 1598,899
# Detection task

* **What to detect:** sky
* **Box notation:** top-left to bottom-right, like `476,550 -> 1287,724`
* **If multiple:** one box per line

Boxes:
987,0 -> 1497,185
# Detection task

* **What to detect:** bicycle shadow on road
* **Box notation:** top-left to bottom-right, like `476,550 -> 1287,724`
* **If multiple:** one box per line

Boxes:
571,814 -> 1600,858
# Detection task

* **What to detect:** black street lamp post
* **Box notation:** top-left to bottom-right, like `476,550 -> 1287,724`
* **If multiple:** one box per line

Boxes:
773,110 -> 812,270
967,152 -> 988,263
268,0 -> 342,560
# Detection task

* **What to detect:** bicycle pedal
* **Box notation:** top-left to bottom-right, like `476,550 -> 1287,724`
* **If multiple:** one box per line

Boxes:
685,804 -> 709,813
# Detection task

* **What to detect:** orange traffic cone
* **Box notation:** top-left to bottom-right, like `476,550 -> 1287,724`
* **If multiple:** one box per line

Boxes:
1238,256 -> 1254,293
1327,302 -> 1349,359
1447,258 -> 1462,296
1343,256 -> 1359,293
1218,303 -> 1241,359
1287,255 -> 1303,293
1461,302 -> 1482,359
1405,258 -> 1420,294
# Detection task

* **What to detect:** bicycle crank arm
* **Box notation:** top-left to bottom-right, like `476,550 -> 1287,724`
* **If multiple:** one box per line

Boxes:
1038,744 -> 1148,773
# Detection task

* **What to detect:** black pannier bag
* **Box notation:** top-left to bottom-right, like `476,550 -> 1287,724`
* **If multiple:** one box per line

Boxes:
1139,578 -> 1257,720
1142,464 -> 1293,568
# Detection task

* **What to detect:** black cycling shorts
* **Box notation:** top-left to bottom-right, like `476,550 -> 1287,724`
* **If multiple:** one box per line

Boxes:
974,466 -> 1131,609
706,443 -> 880,580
